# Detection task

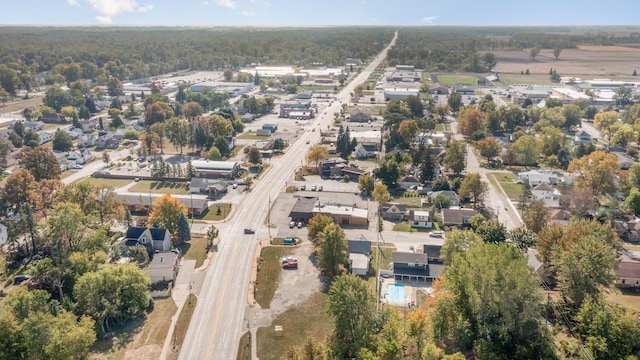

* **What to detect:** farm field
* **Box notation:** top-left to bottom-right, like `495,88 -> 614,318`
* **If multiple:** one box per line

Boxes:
491,47 -> 640,78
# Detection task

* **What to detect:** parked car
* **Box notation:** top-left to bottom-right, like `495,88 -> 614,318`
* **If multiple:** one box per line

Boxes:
310,185 -> 317,191
232,183 -> 238,189
299,185 -> 306,191
430,231 -> 443,238
318,185 -> 323,191
282,260 -> 298,269
296,222 -> 303,229
14,274 -> 31,285
244,228 -> 255,234
289,221 -> 296,228
72,164 -> 83,170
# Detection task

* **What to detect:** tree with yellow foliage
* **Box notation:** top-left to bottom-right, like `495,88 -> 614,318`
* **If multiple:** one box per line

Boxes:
148,193 -> 187,240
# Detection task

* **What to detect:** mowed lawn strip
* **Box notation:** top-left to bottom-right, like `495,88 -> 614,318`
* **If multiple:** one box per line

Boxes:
255,246 -> 293,308
167,294 -> 198,360
177,235 -> 208,269
256,292 -> 333,360
129,181 -> 190,195
487,172 -> 523,203
81,177 -> 132,188
236,332 -> 251,360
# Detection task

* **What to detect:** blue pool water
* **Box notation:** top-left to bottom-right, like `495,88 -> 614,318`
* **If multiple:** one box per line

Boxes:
386,284 -> 407,303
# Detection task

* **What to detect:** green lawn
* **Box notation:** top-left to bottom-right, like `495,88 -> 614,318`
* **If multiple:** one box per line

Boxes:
80,177 -> 132,188
238,131 -> 271,140
607,289 -> 640,313
392,222 -> 416,233
255,246 -> 293,309
256,292 -> 333,360
198,203 -> 233,221
391,192 -> 427,208
495,74 -> 555,87
487,172 -> 523,202
436,74 -> 478,86
176,235 -> 208,268
129,181 -> 190,195
236,332 -> 251,360
167,294 -> 198,360
371,243 -> 396,270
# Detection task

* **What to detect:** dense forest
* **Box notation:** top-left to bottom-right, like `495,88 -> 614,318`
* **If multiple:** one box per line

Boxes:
0,26 -> 394,94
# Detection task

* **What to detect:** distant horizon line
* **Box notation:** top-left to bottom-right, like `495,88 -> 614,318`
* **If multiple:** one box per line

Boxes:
0,24 -> 638,28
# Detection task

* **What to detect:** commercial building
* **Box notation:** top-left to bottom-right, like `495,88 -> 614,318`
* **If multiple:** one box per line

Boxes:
191,160 -> 240,179
190,82 -> 254,96
279,101 -> 313,118
383,88 -> 420,101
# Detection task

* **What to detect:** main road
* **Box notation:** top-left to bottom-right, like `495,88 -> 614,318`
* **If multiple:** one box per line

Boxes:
178,31 -> 398,360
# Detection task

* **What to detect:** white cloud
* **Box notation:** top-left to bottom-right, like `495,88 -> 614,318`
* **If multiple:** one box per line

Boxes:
242,10 -> 255,17
201,0 -> 209,4
421,16 -> 437,25
83,0 -> 153,23
67,0 -> 81,6
215,0 -> 237,8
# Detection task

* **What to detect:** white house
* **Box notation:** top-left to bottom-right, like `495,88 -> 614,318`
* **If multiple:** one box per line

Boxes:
354,143 -> 375,159
67,149 -> 92,165
147,252 -> 180,284
348,239 -> 371,277
400,175 -> 421,189
410,210 -> 433,228
573,130 -> 592,146
518,170 -> 558,187
39,132 -> 53,145
121,227 -> 172,252
531,183 -> 560,208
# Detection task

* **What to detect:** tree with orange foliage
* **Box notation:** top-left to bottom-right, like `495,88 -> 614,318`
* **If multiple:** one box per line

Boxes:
568,150 -> 620,195
456,107 -> 485,137
474,137 -> 501,164
148,194 -> 187,241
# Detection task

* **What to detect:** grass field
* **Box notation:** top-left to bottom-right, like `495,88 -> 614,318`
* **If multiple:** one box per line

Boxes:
256,292 -> 333,360
238,131 -> 270,140
129,181 -> 190,195
81,177 -> 132,188
255,246 -> 293,308
487,172 -> 522,202
392,222 -> 416,233
391,192 -> 427,208
236,332 -> 251,360
177,235 -> 208,268
606,289 -> 640,313
167,294 -> 198,360
90,298 -> 177,360
436,74 -> 478,87
198,203 -> 232,221
371,244 -> 396,270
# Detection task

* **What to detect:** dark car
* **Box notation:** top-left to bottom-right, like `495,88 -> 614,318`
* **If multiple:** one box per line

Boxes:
244,228 -> 255,234
14,274 -> 32,285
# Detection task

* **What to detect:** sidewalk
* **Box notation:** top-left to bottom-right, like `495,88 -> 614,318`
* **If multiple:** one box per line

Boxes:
159,258 -> 196,360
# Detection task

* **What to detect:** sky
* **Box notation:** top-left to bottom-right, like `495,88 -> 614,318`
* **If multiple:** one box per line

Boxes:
1,0 -> 639,26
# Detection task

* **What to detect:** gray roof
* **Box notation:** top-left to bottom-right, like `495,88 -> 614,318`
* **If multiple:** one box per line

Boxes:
422,245 -> 442,259
348,240 -> 371,255
148,252 -> 179,271
392,251 -> 429,266
288,197 -> 318,217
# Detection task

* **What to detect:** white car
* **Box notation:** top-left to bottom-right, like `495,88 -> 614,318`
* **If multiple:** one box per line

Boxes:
72,164 -> 83,170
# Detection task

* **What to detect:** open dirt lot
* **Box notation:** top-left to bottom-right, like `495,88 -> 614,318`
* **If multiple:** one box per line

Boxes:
491,47 -> 640,77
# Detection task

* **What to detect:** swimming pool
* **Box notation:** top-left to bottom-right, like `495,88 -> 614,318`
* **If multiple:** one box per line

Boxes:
386,283 -> 408,303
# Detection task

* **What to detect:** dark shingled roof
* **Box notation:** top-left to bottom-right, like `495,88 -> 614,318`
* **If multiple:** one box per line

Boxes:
288,197 -> 318,217
392,252 -> 429,266
422,245 -> 442,259
348,240 -> 371,255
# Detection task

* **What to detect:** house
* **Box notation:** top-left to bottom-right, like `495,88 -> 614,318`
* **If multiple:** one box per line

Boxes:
39,113 -> 66,124
256,129 -> 272,137
66,128 -> 83,139
23,121 -> 45,131
441,208 -> 478,228
119,227 -> 172,253
573,130 -> 592,146
518,170 -> 558,187
95,133 -> 120,149
353,143 -> 375,159
77,134 -> 97,147
428,83 -> 449,95
381,203 -> 407,221
191,160 -> 240,179
548,209 -> 571,226
391,252 -> 440,282
67,149 -> 92,165
288,196 -> 319,224
349,111 -> 372,123
241,113 -> 254,123
189,178 -> 228,198
225,135 -> 236,150
319,158 -> 348,178
409,210 -> 433,228
39,132 -> 53,145
399,175 -> 421,190
80,119 -> 97,133
430,191 -> 461,207
348,238 -> 372,276
615,253 -> 640,288
531,183 -> 560,208
147,252 -> 180,284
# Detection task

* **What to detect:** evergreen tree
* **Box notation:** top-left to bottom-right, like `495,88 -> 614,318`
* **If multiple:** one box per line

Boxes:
178,212 -> 191,242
